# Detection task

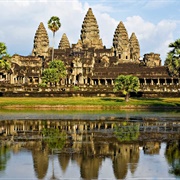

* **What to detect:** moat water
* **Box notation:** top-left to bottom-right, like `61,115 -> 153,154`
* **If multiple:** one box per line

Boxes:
0,110 -> 180,180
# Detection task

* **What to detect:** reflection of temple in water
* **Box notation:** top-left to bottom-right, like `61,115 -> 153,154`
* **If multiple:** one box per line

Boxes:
0,119 -> 180,179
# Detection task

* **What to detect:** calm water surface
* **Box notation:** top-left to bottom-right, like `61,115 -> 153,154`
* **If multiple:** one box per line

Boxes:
0,110 -> 179,180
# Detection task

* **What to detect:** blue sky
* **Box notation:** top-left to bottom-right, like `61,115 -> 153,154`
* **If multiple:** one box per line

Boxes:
0,0 -> 179,64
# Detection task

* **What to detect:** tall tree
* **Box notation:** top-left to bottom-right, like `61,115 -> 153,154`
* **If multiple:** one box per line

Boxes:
0,42 -> 10,71
114,75 -> 140,102
48,16 -> 61,61
165,39 -> 180,77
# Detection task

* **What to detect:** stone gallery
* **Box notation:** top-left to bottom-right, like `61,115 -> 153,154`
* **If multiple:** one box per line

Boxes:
0,8 -> 179,93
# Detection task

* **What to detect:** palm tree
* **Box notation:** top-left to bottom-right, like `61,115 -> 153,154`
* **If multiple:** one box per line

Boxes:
165,39 -> 180,77
48,16 -> 61,61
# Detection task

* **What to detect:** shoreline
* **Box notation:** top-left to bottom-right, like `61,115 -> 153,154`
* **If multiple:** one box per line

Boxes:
1,104 -> 180,110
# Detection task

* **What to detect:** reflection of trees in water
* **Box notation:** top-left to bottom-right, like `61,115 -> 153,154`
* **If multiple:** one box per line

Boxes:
42,128 -> 66,152
113,123 -> 140,179
0,146 -> 10,171
42,128 -> 66,180
165,140 -> 180,176
114,122 -> 139,142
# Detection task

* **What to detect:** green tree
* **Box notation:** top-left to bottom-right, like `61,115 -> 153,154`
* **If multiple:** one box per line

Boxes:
0,42 -> 10,71
42,128 -> 66,152
0,146 -> 11,171
114,122 -> 139,142
49,60 -> 66,79
42,127 -> 66,179
165,39 -> 180,77
42,60 -> 67,85
48,16 -> 61,61
114,75 -> 140,102
42,68 -> 59,85
165,140 -> 180,176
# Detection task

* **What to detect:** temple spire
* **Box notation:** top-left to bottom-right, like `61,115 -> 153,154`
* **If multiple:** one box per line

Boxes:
32,22 -> 49,58
113,21 -> 130,61
78,8 -> 103,49
58,33 -> 70,50
129,32 -> 140,61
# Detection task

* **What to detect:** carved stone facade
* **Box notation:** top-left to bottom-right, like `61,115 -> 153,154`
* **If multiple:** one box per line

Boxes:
58,33 -> 70,50
77,8 -> 103,49
32,22 -> 49,58
0,8 -> 179,93
143,53 -> 161,67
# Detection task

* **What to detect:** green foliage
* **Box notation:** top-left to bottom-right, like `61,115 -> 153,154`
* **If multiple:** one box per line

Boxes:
73,85 -> 80,91
0,146 -> 11,171
48,16 -> 61,33
42,68 -> 59,84
48,16 -> 61,61
49,60 -> 67,78
0,42 -> 11,70
114,75 -> 140,101
0,42 -> 8,59
42,128 -> 66,151
169,164 -> 180,176
38,82 -> 47,88
165,39 -> 180,77
114,122 -> 139,142
165,141 -> 180,176
42,60 -> 67,85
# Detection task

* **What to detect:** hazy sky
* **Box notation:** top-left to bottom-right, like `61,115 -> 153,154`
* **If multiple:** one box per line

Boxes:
0,0 -> 179,64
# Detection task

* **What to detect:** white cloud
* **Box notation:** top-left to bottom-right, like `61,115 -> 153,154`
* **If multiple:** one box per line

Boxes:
0,0 -> 179,65
124,16 -> 177,63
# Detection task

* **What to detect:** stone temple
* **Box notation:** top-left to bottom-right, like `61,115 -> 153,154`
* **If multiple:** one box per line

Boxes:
0,8 -> 179,95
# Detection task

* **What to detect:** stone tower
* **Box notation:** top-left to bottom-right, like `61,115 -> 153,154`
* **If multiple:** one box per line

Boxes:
113,21 -> 130,61
58,33 -> 70,50
78,8 -> 103,49
129,32 -> 140,62
32,22 -> 49,58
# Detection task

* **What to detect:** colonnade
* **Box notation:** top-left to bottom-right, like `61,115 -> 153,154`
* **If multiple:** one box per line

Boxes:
1,120 -> 180,136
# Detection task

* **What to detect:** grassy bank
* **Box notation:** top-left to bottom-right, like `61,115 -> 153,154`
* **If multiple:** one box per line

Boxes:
0,97 -> 180,110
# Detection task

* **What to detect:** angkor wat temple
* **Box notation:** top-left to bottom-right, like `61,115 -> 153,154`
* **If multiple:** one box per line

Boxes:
0,8 -> 180,95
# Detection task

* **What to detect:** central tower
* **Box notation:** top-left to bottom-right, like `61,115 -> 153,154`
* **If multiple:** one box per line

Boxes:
77,8 -> 103,49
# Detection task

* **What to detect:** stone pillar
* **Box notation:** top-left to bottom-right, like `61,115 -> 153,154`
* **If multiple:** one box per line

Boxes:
157,78 -> 160,85
23,77 -> 26,84
164,78 -> 167,85
98,79 -> 101,85
68,78 -> 71,85
144,78 -> 147,85
84,78 -> 87,84
90,79 -> 93,85
79,75 -> 83,84
10,74 -> 14,84
151,79 -> 153,85
171,78 -> 174,85
111,79 -> 113,85
105,79 -> 107,85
